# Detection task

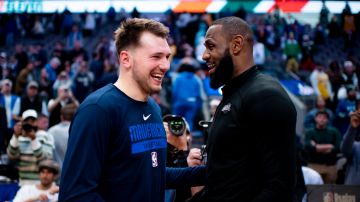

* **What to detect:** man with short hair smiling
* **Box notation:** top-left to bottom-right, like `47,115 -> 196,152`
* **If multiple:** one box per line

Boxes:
59,18 -> 205,202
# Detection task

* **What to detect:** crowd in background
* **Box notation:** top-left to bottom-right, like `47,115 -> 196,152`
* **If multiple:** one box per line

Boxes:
0,2 -> 360,201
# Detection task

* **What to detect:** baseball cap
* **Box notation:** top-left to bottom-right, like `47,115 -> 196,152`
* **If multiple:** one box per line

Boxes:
38,159 -> 60,175
22,109 -> 38,120
27,81 -> 39,89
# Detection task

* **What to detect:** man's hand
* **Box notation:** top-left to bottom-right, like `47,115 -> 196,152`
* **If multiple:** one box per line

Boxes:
187,148 -> 203,167
350,110 -> 360,128
38,193 -> 49,202
49,185 -> 59,194
13,121 -> 22,138
164,122 -> 188,151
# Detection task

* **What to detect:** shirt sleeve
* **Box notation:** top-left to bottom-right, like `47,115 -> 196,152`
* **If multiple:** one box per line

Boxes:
59,104 -> 110,202
166,166 -> 206,188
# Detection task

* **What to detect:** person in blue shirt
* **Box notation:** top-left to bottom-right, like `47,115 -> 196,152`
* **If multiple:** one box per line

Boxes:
59,18 -> 205,202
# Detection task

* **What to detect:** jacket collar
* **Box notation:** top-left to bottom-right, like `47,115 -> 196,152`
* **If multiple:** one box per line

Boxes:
221,66 -> 258,99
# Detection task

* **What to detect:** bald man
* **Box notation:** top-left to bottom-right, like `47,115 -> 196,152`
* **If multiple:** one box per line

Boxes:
196,16 -> 299,201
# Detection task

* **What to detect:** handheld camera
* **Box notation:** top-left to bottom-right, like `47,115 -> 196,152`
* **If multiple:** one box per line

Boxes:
163,114 -> 186,136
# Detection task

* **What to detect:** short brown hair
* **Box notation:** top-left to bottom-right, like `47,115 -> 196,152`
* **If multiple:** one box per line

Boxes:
212,16 -> 254,45
114,18 -> 169,55
61,103 -> 78,121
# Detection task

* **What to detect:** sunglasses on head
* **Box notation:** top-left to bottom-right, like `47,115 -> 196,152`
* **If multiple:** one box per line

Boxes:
22,123 -> 38,132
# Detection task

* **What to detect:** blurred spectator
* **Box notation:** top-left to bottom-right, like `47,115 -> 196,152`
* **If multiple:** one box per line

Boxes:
32,15 -> 45,38
305,111 -> 341,184
14,44 -> 29,75
48,85 -> 79,127
286,57 -> 299,75
163,115 -> 192,202
341,109 -> 360,185
72,60 -> 94,102
304,96 -> 335,129
309,63 -> 332,105
61,9 -> 73,36
106,6 -> 116,22
68,40 -> 88,62
301,166 -> 324,202
283,32 -> 302,61
52,41 -> 67,67
328,15 -> 341,38
151,92 -> 171,116
95,59 -> 117,90
336,85 -> 357,134
341,60 -> 358,88
37,113 -> 49,132
52,71 -> 72,97
7,110 -> 54,186
319,2 -> 329,27
326,61 -> 343,109
38,68 -> 52,101
15,61 -> 36,95
0,79 -> 21,131
45,57 -> 61,84
89,51 -> 104,82
5,14 -> 17,47
83,12 -> 96,37
66,24 -> 83,50
172,64 -> 202,131
12,159 -> 59,202
253,38 -> 266,69
48,104 -> 77,172
0,51 -> 7,69
0,105 -> 8,153
342,6 -> 356,49
20,81 -> 47,115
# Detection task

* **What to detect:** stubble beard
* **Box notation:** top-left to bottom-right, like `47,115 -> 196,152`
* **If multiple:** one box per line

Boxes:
210,49 -> 234,89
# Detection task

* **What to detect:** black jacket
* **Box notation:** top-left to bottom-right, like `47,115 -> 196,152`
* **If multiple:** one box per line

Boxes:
203,67 -> 298,202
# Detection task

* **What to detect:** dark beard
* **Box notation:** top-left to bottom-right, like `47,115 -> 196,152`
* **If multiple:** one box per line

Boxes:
209,49 -> 234,89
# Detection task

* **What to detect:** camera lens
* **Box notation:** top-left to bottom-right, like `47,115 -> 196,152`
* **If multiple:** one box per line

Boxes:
22,123 -> 37,132
163,115 -> 186,136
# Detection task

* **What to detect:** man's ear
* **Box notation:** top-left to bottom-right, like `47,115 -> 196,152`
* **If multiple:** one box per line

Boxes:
230,35 -> 244,55
119,50 -> 131,69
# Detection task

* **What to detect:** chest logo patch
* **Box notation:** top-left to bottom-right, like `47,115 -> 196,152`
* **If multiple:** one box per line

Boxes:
143,114 -> 151,121
221,103 -> 231,113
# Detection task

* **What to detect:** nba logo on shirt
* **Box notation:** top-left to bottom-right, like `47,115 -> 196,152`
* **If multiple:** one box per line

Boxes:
151,152 -> 158,167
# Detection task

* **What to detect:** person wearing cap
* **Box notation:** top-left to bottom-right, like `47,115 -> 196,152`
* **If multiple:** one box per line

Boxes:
12,159 -> 59,202
305,111 -> 341,184
7,109 -> 54,186
20,81 -> 48,116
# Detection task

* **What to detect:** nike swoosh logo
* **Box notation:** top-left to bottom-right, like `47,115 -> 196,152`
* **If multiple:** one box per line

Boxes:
143,114 -> 151,121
